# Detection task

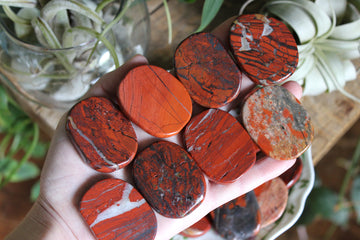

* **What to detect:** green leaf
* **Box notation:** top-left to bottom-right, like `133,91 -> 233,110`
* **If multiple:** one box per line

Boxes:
297,186 -> 349,225
330,203 -> 351,227
195,0 -> 224,32
351,175 -> 360,223
30,180 -> 40,202
27,141 -> 49,159
9,161 -> 39,182
0,0 -> 37,8
0,157 -> 15,174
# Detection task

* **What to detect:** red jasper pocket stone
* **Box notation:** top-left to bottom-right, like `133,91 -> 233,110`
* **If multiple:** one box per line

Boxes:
254,178 -> 288,228
180,215 -> 212,238
174,32 -> 242,108
213,191 -> 261,239
242,85 -> 314,160
118,65 -> 192,138
230,14 -> 298,85
280,157 -> 303,188
66,97 -> 137,172
80,178 -> 157,240
184,109 -> 257,183
133,141 -> 206,218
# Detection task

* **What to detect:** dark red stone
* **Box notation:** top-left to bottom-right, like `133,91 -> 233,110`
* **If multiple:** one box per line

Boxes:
230,14 -> 298,85
174,32 -> 242,108
212,191 -> 261,240
242,85 -> 314,160
254,178 -> 288,228
118,65 -> 192,138
66,97 -> 137,173
133,141 -> 206,218
180,215 -> 212,238
280,157 -> 303,188
80,178 -> 157,240
184,109 -> 257,183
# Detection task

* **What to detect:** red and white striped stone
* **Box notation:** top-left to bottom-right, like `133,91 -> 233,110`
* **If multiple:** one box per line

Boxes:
80,178 -> 157,240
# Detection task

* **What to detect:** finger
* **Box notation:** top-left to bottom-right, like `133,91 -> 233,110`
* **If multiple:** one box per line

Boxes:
84,54 -> 148,100
282,80 -> 303,100
211,16 -> 237,50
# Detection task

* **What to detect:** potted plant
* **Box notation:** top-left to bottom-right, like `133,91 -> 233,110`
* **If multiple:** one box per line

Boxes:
0,0 -> 150,108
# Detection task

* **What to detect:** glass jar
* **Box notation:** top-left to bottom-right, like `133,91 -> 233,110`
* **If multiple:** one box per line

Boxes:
0,0 -> 150,109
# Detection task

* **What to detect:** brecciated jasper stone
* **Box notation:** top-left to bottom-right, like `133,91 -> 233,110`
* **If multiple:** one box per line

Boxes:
118,65 -> 192,138
180,215 -> 212,238
242,85 -> 314,160
174,32 -> 242,108
66,97 -> 137,172
280,157 -> 303,189
230,14 -> 298,85
184,108 -> 257,183
133,141 -> 206,218
254,178 -> 288,228
213,191 -> 261,240
80,178 -> 157,240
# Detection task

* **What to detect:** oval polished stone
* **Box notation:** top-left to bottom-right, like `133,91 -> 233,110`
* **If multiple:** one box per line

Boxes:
254,178 -> 288,228
174,32 -> 242,108
80,178 -> 157,240
118,65 -> 192,138
133,141 -> 206,218
66,97 -> 137,173
180,215 -> 212,238
213,191 -> 261,240
230,14 -> 298,85
184,109 -> 257,183
242,85 -> 314,160
280,157 -> 303,189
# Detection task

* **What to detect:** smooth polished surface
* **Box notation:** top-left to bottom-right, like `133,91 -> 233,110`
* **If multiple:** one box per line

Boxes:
79,178 -> 157,240
230,14 -> 298,85
118,65 -> 192,138
213,191 -> 261,240
242,85 -> 314,160
66,97 -> 137,172
180,215 -> 212,238
184,109 -> 257,183
174,32 -> 242,108
254,177 -> 288,228
133,141 -> 206,218
280,157 -> 303,189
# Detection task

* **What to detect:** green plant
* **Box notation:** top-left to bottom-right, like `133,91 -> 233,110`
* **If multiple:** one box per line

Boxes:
0,84 -> 49,201
297,138 -> 360,239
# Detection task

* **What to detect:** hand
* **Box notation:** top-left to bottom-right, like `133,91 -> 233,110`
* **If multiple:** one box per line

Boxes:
6,17 -> 302,240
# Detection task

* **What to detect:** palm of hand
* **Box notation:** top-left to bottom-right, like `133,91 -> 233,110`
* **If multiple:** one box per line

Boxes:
36,18 -> 301,240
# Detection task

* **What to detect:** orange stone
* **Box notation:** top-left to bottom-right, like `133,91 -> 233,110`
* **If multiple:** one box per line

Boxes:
230,14 -> 298,85
242,85 -> 314,160
118,65 -> 192,138
254,178 -> 288,228
184,109 -> 257,183
174,32 -> 242,108
66,97 -> 137,173
280,157 -> 303,189
180,215 -> 212,238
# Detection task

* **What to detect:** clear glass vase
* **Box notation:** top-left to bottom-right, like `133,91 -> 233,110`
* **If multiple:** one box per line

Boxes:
0,0 -> 150,109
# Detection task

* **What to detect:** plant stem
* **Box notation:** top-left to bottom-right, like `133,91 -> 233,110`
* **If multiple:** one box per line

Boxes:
338,138 -> 360,206
163,0 -> 172,44
324,138 -> 360,239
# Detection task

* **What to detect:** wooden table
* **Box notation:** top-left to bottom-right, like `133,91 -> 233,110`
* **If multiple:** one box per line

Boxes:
5,0 -> 360,163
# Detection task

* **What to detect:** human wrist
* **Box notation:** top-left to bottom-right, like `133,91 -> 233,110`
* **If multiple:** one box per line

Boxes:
5,198 -> 79,240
